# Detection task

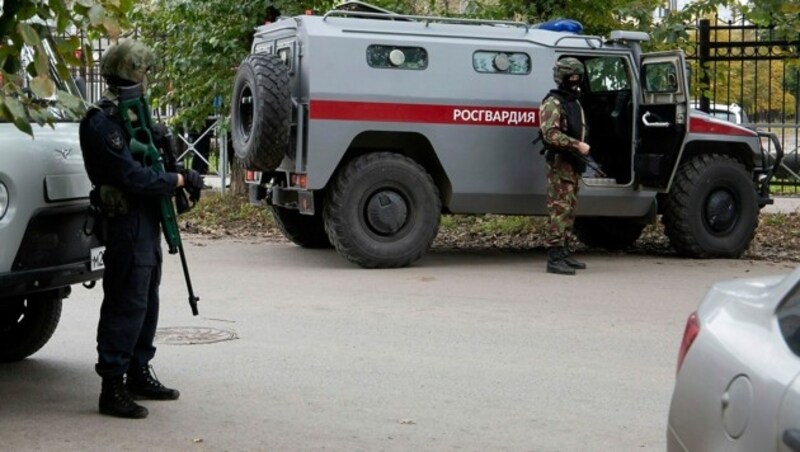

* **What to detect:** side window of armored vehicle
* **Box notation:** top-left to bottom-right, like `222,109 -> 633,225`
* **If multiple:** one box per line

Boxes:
472,51 -> 530,75
276,44 -> 293,70
643,62 -> 679,93
584,57 -> 630,92
367,45 -> 427,70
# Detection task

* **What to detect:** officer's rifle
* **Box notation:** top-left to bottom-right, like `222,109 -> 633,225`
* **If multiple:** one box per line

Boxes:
117,85 -> 200,316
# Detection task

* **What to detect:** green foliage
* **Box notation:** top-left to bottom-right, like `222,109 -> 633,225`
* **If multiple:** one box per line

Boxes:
0,0 -> 131,135
132,0 -> 337,132
180,191 -> 276,234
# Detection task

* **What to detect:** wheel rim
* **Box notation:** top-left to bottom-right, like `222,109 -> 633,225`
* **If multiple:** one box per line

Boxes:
237,84 -> 254,142
364,189 -> 409,236
704,187 -> 739,234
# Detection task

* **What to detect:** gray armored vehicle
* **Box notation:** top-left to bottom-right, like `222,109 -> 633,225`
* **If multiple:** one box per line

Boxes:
232,3 -> 781,268
0,39 -> 103,361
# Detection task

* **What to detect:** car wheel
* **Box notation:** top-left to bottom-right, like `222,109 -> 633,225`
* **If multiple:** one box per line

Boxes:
662,154 -> 758,258
230,54 -> 291,171
271,205 -> 332,249
0,291 -> 62,362
324,152 -> 441,268
574,217 -> 646,250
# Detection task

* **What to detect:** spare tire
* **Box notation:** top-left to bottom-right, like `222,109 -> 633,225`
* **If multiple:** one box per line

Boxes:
231,54 -> 291,171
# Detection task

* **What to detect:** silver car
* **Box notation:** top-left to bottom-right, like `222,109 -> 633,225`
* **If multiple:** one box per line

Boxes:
667,267 -> 800,451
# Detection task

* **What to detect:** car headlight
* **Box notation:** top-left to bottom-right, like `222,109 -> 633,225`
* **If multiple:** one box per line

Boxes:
0,182 -> 8,220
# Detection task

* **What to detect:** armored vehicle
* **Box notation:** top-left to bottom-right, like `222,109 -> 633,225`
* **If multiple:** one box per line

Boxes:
0,38 -> 103,361
232,3 -> 782,268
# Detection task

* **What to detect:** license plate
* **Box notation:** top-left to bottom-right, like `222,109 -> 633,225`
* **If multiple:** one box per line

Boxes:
90,246 -> 106,271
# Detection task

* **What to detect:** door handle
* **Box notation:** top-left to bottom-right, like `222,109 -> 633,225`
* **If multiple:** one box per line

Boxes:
642,111 -> 670,128
784,428 -> 800,451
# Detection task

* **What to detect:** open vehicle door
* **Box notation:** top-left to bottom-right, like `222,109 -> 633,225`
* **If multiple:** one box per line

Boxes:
634,52 -> 689,191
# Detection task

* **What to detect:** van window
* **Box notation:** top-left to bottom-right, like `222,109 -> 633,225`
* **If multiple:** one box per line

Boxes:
367,45 -> 427,70
584,57 -> 630,92
473,51 -> 530,75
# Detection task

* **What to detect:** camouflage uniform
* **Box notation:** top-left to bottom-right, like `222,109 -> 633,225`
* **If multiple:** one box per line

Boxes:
541,94 -> 585,248
540,57 -> 588,275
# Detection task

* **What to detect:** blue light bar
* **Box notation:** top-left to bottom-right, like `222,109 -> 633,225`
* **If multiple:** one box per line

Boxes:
534,18 -> 584,34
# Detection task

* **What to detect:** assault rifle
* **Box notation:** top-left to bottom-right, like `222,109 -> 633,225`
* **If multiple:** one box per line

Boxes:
117,85 -> 200,316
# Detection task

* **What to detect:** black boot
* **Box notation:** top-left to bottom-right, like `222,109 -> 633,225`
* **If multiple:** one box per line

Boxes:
127,365 -> 180,401
99,376 -> 149,419
563,248 -> 587,270
546,247 -> 576,275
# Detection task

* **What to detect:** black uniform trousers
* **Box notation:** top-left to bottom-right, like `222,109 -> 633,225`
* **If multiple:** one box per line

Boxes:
95,206 -> 163,378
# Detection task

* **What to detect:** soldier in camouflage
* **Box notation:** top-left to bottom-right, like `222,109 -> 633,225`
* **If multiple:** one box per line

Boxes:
540,57 -> 590,275
79,39 -> 203,418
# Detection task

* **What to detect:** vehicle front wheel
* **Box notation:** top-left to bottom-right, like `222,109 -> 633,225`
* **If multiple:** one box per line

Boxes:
324,152 -> 441,268
662,154 -> 758,258
0,291 -> 63,362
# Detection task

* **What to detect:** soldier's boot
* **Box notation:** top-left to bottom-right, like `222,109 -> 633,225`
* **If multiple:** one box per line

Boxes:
563,248 -> 587,270
546,247 -> 576,275
127,365 -> 180,401
99,376 -> 149,419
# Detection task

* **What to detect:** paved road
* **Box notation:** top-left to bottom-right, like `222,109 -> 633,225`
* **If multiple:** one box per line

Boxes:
1,239 -> 797,451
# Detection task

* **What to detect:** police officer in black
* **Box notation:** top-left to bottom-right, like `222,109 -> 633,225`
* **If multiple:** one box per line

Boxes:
79,39 -> 204,419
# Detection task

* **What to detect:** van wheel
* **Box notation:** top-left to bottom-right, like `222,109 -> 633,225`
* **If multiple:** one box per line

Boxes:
574,217 -> 645,250
231,54 -> 291,171
662,154 -> 758,258
0,291 -> 62,362
271,206 -> 332,249
324,152 -> 441,268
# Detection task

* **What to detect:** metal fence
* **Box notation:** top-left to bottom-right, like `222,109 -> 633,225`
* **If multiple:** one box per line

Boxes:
686,16 -> 800,190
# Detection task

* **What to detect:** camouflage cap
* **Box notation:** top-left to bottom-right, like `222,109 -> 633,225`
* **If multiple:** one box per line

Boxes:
552,57 -> 584,86
99,39 -> 156,84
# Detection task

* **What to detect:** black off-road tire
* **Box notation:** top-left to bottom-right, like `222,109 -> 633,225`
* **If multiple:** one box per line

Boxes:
271,205 -> 332,249
662,154 -> 758,258
574,217 -> 646,250
324,152 -> 441,268
231,54 -> 291,171
0,292 -> 62,362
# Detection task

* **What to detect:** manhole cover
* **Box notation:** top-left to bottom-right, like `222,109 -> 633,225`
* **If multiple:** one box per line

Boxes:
155,327 -> 238,345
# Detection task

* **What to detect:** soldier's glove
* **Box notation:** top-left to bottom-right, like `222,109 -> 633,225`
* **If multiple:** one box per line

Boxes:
175,187 -> 192,214
180,169 -> 204,203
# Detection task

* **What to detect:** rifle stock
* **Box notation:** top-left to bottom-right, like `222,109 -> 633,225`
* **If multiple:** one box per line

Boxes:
118,86 -> 200,316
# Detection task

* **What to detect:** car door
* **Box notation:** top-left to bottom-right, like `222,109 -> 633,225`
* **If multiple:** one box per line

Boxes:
634,52 -> 689,191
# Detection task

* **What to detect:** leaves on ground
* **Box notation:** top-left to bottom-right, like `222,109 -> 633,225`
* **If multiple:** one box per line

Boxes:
182,191 -> 800,262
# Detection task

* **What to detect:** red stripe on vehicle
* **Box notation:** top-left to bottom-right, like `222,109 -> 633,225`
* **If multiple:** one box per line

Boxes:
689,115 -> 756,137
310,100 -> 539,127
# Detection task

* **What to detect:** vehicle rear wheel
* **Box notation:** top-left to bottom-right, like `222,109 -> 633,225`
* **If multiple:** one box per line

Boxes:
230,54 -> 291,171
574,217 -> 646,250
324,152 -> 441,268
662,154 -> 758,258
271,205 -> 332,249
0,291 -> 62,362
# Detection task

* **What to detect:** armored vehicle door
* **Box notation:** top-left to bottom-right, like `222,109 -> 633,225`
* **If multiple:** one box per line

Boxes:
634,52 -> 689,191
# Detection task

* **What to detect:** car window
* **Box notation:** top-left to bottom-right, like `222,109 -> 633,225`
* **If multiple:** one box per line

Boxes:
642,61 -> 679,93
584,56 -> 630,92
472,51 -> 530,75
778,284 -> 800,356
367,45 -> 427,70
